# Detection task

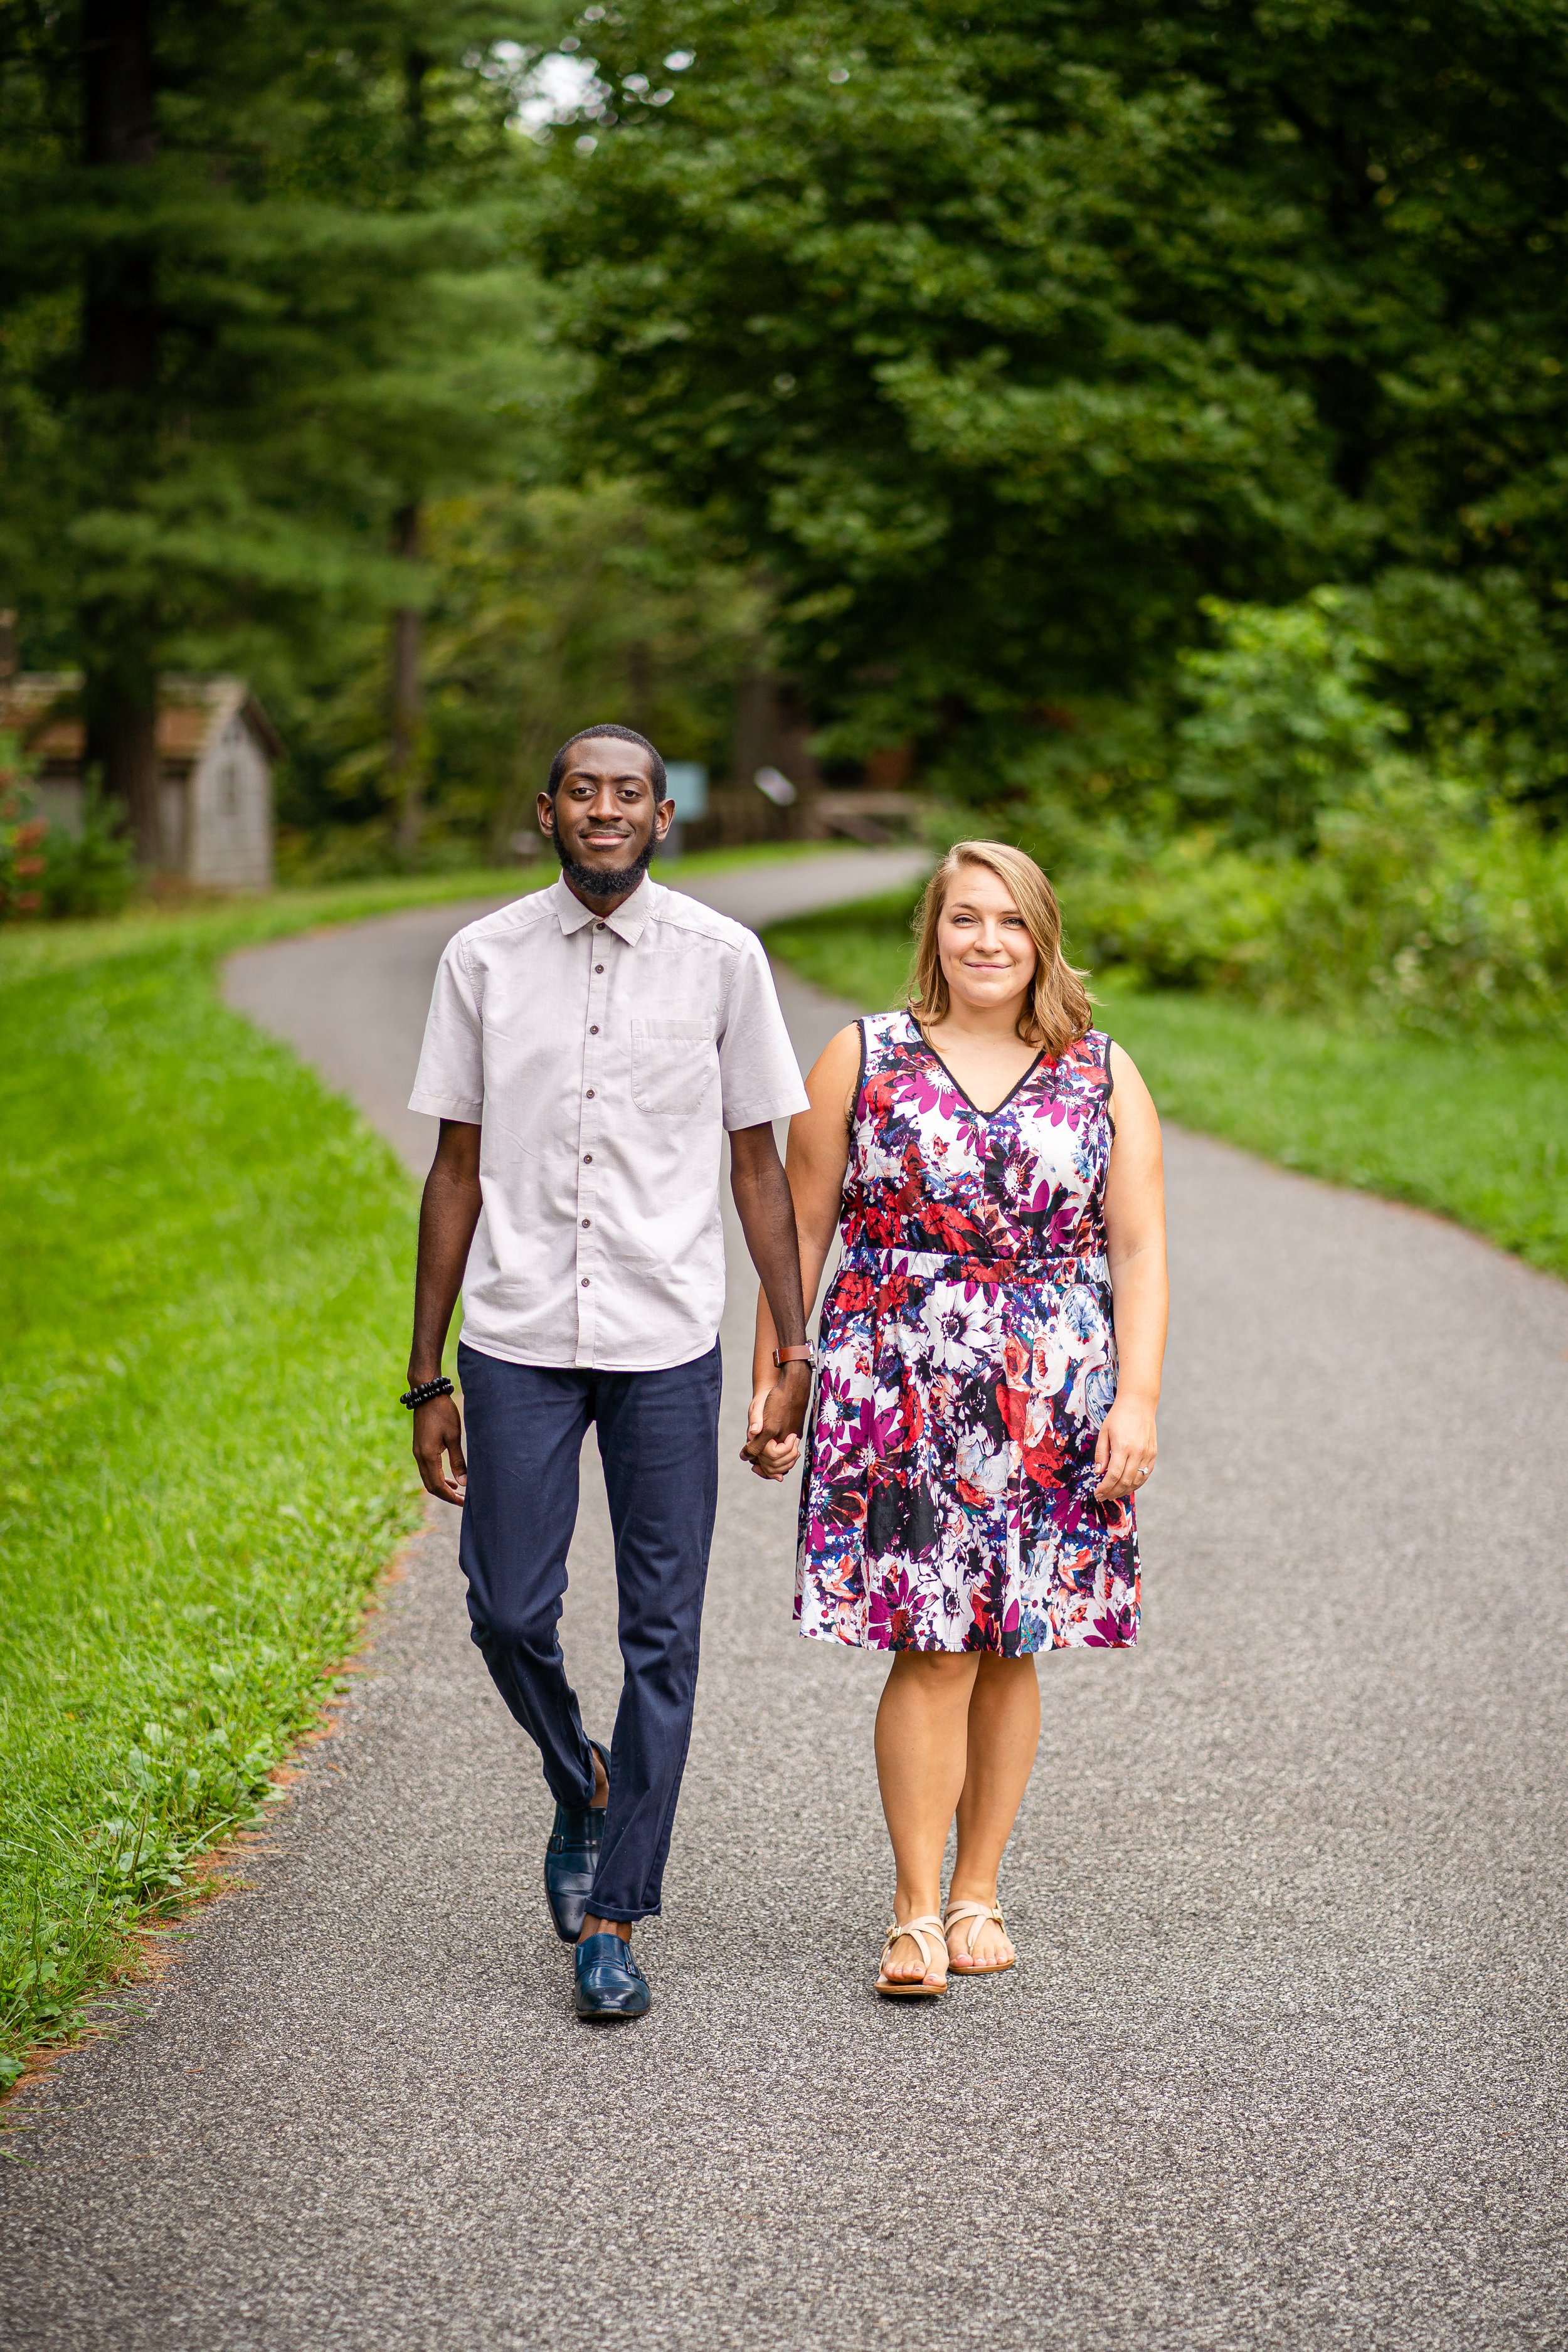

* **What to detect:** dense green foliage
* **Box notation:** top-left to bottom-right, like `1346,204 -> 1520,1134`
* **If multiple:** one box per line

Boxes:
544,0 -> 1568,789
1014,591 -> 1568,1034
7,1 -> 1568,1007
534,0 -> 1568,1034
0,0 -> 763,873
0,3 -> 549,831
765,889 -> 1568,1278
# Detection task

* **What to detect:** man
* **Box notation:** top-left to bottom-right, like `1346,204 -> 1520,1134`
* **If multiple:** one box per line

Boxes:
403,723 -> 814,2021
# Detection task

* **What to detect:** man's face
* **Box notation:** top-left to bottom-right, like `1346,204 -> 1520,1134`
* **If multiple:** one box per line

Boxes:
538,739 -> 674,893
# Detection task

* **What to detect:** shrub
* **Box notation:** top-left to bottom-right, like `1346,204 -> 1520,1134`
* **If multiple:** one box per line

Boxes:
0,738 -> 134,922
1173,590 -> 1404,851
1056,766 -> 1568,1037
1000,591 -> 1568,1037
0,739 -> 48,919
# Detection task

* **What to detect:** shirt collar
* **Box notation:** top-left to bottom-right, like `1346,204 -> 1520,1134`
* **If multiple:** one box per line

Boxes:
548,873 -> 659,945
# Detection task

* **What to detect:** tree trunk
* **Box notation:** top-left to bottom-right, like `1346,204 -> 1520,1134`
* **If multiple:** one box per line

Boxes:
79,0 -> 162,867
82,642 -> 160,859
389,48 -> 431,866
391,501 -> 423,861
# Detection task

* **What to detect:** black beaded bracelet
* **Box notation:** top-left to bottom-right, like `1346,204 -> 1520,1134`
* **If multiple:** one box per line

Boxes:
400,1375 -> 454,1411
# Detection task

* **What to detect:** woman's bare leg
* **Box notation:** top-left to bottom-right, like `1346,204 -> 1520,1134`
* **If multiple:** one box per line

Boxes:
946,1655 -> 1041,1969
874,1651 -> 980,1984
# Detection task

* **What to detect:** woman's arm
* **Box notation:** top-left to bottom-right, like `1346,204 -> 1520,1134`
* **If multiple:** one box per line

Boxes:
1095,1044 -> 1168,1503
745,1023 -> 861,1481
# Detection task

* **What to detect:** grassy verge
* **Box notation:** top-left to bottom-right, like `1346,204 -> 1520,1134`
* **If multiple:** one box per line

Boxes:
0,845 -> 834,2089
765,890 -> 1568,1283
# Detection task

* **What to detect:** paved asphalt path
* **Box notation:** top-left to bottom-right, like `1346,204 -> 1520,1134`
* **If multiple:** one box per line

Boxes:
5,849 -> 1567,2350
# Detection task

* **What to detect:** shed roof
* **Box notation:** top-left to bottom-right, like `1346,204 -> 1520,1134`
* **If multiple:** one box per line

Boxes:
0,674 -> 283,771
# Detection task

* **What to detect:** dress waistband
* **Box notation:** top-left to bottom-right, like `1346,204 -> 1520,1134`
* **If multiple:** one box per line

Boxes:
839,1241 -> 1109,1286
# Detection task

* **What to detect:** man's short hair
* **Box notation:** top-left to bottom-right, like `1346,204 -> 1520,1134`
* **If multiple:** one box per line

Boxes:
546,724 -> 667,798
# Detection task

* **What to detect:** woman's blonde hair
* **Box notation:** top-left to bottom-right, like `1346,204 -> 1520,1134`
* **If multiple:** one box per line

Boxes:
909,839 -> 1093,1056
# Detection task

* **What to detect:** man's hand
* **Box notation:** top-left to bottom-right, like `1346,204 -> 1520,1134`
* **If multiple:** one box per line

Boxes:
741,1360 -> 811,1481
413,1390 -> 468,1505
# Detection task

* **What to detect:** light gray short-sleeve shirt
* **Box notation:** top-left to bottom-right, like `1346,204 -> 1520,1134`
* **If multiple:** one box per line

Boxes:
409,875 -> 809,1372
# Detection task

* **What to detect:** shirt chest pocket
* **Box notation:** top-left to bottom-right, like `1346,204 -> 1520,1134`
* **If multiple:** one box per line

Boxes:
631,1019 -> 718,1118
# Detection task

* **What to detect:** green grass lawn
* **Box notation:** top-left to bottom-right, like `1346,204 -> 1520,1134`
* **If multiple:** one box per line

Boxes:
0,844 -> 842,2089
765,889 -> 1568,1283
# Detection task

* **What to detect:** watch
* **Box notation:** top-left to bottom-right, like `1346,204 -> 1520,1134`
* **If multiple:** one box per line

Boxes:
773,1344 -> 815,1369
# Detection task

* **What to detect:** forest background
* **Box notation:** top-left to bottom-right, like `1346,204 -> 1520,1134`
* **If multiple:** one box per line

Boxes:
3,0 -> 1568,1034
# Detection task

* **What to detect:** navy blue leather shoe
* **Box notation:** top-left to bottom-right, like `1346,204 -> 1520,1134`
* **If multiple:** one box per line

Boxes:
543,1740 -> 610,1944
573,1932 -> 650,2021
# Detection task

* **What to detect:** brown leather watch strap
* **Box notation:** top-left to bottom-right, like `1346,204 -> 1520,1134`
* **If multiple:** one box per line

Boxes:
773,1344 -> 815,1368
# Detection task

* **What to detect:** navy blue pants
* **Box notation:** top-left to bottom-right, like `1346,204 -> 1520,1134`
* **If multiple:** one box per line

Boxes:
456,1338 -> 722,1924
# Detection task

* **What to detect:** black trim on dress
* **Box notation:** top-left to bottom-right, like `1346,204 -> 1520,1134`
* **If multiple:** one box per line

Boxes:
912,1013 -> 1047,1121
852,1014 -> 871,1126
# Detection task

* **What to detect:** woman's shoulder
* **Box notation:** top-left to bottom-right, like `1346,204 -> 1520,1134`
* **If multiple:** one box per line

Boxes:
817,1010 -> 906,1063
1050,1024 -> 1113,1077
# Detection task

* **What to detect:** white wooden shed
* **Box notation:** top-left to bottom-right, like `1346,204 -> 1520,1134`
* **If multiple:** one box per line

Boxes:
0,672 -> 280,890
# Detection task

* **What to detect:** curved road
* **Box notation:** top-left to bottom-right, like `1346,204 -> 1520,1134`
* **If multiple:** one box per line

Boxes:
4,849 -> 1567,2351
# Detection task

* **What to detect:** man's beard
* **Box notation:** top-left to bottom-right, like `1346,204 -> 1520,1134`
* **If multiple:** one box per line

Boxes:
553,830 -> 655,899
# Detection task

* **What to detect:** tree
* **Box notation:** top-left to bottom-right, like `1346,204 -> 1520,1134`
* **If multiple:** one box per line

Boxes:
278,472 -> 765,867
0,0 -> 559,863
538,0 -> 1568,791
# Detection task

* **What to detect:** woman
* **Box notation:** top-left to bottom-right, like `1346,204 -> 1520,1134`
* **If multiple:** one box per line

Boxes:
750,840 -> 1167,1995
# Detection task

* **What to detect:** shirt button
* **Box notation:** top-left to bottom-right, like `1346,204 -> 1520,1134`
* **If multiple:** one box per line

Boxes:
585,1088 -> 595,1099
581,1276 -> 590,1287
595,963 -> 604,973
595,921 -> 605,932
583,1153 -> 592,1163
589,1024 -> 598,1035
581,1217 -> 591,1228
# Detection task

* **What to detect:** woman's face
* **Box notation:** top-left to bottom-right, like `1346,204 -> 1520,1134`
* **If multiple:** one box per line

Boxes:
936,863 -> 1039,1017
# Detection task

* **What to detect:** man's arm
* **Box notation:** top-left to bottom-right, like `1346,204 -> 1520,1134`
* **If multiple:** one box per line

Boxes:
728,1121 -> 812,1467
409,1118 -> 482,1505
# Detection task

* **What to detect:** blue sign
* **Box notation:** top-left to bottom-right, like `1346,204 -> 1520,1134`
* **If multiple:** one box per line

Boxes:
663,761 -> 709,820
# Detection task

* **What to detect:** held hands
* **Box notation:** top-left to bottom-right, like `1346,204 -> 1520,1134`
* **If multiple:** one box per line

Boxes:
742,1362 -> 812,1482
413,1391 -> 467,1505
1093,1392 -> 1158,1503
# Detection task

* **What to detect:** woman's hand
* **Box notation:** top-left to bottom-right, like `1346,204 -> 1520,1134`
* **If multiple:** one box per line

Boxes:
1093,1392 -> 1158,1503
743,1375 -> 804,1481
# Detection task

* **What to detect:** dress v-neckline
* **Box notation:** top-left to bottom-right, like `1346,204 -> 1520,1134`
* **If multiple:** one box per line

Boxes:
918,1024 -> 1046,1120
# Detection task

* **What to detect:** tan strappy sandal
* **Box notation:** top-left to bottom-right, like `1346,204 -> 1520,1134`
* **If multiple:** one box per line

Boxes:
943,1898 -> 1016,1976
875,1914 -> 949,1998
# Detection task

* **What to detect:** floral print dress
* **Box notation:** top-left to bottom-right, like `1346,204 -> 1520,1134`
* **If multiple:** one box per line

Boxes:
795,1012 -> 1140,1655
